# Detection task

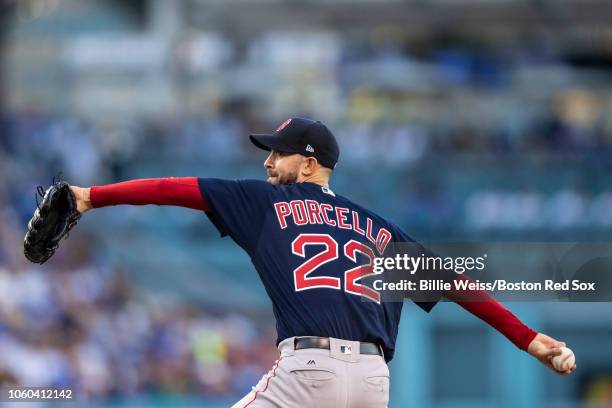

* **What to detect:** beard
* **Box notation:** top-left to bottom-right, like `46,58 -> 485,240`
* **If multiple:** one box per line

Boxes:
267,170 -> 299,185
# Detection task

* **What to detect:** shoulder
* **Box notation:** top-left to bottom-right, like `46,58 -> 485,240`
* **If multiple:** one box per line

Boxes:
198,178 -> 270,191
335,193 -> 392,224
198,178 -> 298,202
387,222 -> 416,243
336,193 -> 416,241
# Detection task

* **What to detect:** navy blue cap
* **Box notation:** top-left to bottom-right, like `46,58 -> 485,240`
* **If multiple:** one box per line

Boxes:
249,118 -> 340,169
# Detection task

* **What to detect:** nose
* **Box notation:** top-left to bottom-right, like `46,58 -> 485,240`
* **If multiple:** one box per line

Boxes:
264,151 -> 274,169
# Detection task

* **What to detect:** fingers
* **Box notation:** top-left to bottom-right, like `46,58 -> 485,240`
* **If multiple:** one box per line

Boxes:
558,363 -> 577,376
547,339 -> 565,348
541,334 -> 565,348
532,335 -> 575,376
542,346 -> 563,358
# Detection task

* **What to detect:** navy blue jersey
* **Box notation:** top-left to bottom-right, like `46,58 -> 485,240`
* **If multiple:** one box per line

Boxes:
198,179 -> 438,362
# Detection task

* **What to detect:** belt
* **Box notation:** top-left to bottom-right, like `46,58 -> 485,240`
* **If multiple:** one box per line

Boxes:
294,337 -> 383,356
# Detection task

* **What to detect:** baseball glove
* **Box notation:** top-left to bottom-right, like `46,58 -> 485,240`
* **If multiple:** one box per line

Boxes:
23,178 -> 81,264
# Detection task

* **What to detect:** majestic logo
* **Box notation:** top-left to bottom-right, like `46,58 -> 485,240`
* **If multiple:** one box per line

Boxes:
305,144 -> 315,153
340,345 -> 352,355
276,118 -> 292,132
307,360 -> 316,365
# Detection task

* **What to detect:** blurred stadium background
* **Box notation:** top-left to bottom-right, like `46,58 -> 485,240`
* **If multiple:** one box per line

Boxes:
1,0 -> 612,407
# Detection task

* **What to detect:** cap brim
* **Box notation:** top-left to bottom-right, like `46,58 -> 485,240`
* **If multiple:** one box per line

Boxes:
249,134 -> 296,153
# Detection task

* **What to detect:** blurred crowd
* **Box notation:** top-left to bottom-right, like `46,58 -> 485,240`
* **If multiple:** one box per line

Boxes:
4,83 -> 612,174
0,210 -> 277,400
1,88 -> 611,234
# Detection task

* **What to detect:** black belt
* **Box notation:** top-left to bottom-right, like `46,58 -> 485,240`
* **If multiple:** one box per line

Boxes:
294,337 -> 383,356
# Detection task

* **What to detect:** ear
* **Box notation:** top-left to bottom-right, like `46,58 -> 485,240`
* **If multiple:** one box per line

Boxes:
300,157 -> 318,176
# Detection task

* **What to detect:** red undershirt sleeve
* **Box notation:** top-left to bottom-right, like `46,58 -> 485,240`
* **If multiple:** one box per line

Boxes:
90,177 -> 209,211
445,274 -> 537,351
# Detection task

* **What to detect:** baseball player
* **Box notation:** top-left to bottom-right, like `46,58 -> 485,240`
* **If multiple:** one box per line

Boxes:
68,118 -> 575,407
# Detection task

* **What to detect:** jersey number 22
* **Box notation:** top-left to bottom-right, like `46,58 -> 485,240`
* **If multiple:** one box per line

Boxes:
291,233 -> 382,303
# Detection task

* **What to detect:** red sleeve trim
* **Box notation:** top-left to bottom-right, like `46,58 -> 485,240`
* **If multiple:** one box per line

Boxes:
446,274 -> 537,351
90,177 -> 209,211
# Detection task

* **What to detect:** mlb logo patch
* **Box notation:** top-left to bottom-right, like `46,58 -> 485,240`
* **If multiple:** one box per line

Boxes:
340,345 -> 352,355
321,187 -> 335,197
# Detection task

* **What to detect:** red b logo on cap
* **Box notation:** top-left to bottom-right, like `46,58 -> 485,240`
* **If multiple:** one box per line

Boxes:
276,118 -> 292,132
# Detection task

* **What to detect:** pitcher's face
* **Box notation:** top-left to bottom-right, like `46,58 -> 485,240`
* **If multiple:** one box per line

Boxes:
264,150 -> 303,185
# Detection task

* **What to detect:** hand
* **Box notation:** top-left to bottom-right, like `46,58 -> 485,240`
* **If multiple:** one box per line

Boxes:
69,186 -> 93,214
527,333 -> 576,376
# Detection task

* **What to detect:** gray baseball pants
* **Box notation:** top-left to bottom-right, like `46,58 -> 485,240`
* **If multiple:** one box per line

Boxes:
232,337 -> 390,408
